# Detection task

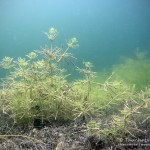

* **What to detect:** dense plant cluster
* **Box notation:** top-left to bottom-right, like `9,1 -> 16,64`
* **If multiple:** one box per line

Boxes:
0,28 -> 149,149
0,28 -> 81,126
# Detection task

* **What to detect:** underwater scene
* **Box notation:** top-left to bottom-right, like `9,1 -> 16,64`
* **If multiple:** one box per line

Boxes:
0,0 -> 150,149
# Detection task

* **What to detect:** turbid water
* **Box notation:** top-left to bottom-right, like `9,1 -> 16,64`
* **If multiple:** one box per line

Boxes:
0,0 -> 150,78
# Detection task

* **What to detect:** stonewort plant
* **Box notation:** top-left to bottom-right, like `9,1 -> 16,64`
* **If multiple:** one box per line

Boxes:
0,27 -> 149,150
0,28 -> 82,127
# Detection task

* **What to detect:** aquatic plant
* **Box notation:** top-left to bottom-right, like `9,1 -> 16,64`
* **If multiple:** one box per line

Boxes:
113,51 -> 150,90
0,57 -> 14,69
0,28 -> 149,149
86,85 -> 150,146
72,61 -> 98,121
86,120 -> 100,137
0,27 -> 81,126
83,72 -> 136,117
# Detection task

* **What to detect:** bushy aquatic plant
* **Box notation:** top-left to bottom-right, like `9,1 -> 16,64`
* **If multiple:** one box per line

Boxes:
0,28 -> 81,126
0,28 -> 149,147
72,62 -> 99,121
83,72 -> 136,117
71,67 -> 136,121
85,85 -> 150,145
86,120 -> 100,137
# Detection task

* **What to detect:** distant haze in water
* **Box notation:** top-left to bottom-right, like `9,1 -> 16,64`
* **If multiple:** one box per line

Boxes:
0,0 -> 150,77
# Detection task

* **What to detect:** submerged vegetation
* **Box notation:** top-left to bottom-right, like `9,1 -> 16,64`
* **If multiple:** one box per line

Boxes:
113,50 -> 150,90
0,28 -> 149,149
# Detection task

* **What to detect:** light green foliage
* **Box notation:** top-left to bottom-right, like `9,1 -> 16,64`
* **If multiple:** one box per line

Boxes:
26,52 -> 38,59
72,61 -> 99,121
0,57 -> 14,69
0,27 -> 149,141
45,27 -> 58,41
0,28 -> 107,127
89,86 -> 150,143
86,120 -> 100,136
83,72 -> 136,116
0,28 -> 82,126
67,37 -> 79,49
113,51 -> 150,90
